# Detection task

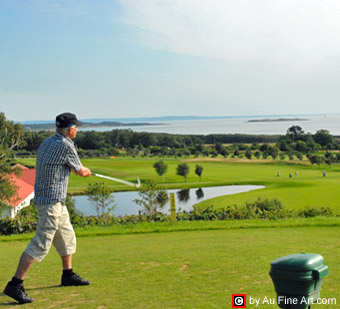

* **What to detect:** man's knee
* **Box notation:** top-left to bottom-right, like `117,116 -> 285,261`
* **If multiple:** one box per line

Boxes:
24,203 -> 62,262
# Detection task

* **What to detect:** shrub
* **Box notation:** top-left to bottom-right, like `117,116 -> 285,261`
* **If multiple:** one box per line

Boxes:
297,206 -> 333,218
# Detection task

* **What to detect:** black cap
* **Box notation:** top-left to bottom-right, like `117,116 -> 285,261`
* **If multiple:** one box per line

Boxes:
56,112 -> 83,128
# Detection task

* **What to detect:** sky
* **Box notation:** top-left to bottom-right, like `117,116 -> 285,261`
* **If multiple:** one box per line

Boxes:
1,0 -> 340,122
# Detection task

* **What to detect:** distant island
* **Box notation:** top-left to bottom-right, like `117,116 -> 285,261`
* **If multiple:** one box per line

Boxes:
20,115 -> 319,130
247,118 -> 309,123
22,121 -> 164,131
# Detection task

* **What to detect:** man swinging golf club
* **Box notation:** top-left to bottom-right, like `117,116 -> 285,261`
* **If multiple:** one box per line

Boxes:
4,112 -> 92,304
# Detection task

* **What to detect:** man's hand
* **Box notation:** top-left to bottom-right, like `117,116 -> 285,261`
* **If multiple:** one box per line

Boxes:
73,166 -> 92,178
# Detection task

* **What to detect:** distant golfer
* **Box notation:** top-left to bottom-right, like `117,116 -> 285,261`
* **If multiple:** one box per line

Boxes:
323,170 -> 326,177
4,113 -> 92,304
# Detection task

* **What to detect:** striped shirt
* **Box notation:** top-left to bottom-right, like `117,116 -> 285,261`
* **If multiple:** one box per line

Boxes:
34,133 -> 82,206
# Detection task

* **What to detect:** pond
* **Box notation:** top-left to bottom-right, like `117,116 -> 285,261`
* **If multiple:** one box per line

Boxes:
74,185 -> 265,216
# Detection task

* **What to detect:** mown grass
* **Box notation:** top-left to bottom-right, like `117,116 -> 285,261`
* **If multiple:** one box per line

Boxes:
18,157 -> 340,212
194,163 -> 340,212
0,221 -> 339,308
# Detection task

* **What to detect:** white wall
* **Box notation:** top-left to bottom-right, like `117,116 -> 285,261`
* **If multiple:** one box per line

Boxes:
1,192 -> 34,218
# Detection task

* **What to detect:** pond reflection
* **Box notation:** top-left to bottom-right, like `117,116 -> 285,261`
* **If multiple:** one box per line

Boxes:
195,188 -> 204,200
74,185 -> 265,217
177,189 -> 190,202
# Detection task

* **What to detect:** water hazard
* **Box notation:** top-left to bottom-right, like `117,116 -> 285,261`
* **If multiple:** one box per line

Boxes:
74,185 -> 265,216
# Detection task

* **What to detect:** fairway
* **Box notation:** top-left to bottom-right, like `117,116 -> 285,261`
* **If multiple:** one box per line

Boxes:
1,225 -> 339,308
18,157 -> 340,212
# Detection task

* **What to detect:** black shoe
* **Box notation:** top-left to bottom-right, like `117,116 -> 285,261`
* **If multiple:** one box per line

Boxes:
3,282 -> 34,304
61,273 -> 91,286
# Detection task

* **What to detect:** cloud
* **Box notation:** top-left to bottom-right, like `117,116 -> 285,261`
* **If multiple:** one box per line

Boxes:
119,0 -> 340,70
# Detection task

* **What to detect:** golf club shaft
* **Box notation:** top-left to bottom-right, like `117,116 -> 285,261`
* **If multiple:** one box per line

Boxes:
92,173 -> 140,188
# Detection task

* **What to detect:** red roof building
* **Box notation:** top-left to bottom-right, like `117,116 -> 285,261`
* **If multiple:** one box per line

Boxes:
3,164 -> 36,218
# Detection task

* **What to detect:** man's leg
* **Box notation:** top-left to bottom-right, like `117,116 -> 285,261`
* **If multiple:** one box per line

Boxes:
14,252 -> 35,280
4,202 -> 62,304
54,205 -> 90,286
62,254 -> 72,270
3,252 -> 35,304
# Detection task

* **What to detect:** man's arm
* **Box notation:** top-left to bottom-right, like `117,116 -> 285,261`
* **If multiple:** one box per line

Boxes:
72,166 -> 92,178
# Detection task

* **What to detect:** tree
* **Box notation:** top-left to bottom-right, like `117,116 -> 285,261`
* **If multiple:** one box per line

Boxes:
195,144 -> 203,153
0,113 -> 24,204
215,142 -> 228,157
202,148 -> 209,157
277,140 -> 289,151
215,142 -> 223,153
86,182 -> 116,218
295,141 -> 307,152
210,150 -> 218,158
286,126 -> 305,141
176,163 -> 189,182
260,144 -> 269,152
245,149 -> 252,160
308,155 -> 324,166
23,131 -> 52,152
324,152 -> 335,165
195,164 -> 203,181
153,160 -> 168,181
288,151 -> 294,161
268,146 -> 279,160
296,152 -> 303,161
314,130 -> 334,148
220,148 -> 229,158
133,179 -> 168,219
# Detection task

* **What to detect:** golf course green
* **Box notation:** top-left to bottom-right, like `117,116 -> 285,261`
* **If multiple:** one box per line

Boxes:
17,156 -> 340,212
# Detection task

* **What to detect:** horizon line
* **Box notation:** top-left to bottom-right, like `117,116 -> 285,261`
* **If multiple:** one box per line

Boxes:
17,113 -> 336,124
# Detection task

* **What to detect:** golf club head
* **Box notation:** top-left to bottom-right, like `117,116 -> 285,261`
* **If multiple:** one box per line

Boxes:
136,178 -> 141,188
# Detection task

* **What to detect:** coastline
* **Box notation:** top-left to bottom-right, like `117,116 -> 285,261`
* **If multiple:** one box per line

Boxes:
247,117 -> 309,123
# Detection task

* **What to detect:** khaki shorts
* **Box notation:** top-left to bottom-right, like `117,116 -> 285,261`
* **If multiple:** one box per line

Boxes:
25,202 -> 76,262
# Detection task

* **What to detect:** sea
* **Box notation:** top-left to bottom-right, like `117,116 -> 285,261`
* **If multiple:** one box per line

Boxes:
79,114 -> 340,136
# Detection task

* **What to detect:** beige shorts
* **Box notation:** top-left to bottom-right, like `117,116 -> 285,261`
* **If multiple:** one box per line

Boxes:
25,202 -> 76,262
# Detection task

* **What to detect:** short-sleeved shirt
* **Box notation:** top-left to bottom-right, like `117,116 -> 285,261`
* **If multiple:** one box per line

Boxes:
33,133 -> 82,206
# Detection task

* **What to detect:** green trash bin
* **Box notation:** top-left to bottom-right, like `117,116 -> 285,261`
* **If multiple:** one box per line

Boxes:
269,253 -> 329,309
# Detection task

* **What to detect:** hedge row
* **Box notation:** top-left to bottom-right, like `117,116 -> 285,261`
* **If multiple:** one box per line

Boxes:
0,199 -> 335,235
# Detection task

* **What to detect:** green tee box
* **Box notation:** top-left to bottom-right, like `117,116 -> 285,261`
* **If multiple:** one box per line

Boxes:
269,253 -> 329,309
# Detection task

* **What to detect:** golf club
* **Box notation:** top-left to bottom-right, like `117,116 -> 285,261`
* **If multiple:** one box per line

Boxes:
92,173 -> 141,188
